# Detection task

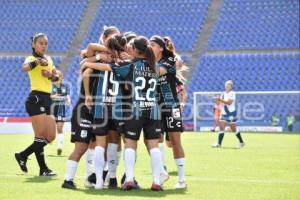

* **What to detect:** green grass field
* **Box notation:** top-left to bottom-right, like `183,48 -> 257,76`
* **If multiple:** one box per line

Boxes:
0,132 -> 299,200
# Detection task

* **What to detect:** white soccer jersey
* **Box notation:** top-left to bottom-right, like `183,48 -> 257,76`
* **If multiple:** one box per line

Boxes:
221,91 -> 236,114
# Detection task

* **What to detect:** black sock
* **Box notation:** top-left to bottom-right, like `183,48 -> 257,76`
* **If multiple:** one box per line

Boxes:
20,142 -> 36,158
236,132 -> 244,143
218,132 -> 224,145
34,138 -> 48,170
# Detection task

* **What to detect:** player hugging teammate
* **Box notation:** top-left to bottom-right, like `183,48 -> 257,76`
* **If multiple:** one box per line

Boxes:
60,27 -> 188,191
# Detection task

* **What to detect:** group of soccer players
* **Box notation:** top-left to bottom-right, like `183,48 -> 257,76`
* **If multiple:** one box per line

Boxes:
61,26 -> 187,191
14,25 -> 245,192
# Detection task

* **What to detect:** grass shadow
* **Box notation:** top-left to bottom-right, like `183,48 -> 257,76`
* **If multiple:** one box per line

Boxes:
24,176 -> 58,183
78,187 -> 186,197
47,155 -> 68,158
220,147 -> 241,150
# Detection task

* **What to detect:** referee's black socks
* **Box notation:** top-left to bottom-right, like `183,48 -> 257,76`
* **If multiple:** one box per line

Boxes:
34,138 -> 48,170
20,141 -> 36,159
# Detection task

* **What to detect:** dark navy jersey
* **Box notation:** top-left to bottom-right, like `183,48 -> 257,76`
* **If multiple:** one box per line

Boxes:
110,58 -> 160,120
51,83 -> 69,118
52,83 -> 69,103
93,69 -> 124,120
77,69 -> 98,104
157,57 -> 179,108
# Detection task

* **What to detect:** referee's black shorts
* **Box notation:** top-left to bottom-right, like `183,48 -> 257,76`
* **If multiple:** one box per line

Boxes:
25,90 -> 51,116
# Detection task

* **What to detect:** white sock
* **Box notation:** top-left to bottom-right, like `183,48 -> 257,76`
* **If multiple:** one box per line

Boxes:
124,148 -> 135,182
94,146 -> 105,186
57,133 -> 64,149
64,160 -> 78,181
116,150 -> 122,166
85,148 -> 94,179
175,158 -> 185,182
107,143 -> 118,178
158,143 -> 167,174
150,148 -> 163,185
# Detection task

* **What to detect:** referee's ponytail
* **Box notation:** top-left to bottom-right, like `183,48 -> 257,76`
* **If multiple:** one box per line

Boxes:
132,36 -> 156,72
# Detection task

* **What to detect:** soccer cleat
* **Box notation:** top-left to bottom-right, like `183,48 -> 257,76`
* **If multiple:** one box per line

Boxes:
62,180 -> 77,190
15,153 -> 28,173
40,168 -> 57,176
133,179 -> 141,189
174,181 -> 187,189
57,149 -> 62,156
87,173 -> 96,184
108,178 -> 118,189
121,181 -> 137,191
84,179 -> 94,188
238,143 -> 245,149
212,143 -> 221,148
151,183 -> 163,191
160,172 -> 169,185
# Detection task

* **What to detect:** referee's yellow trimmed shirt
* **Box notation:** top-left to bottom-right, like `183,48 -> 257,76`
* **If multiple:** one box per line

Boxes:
24,55 -> 55,94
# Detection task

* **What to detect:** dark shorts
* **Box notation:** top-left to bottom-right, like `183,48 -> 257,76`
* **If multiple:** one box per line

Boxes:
70,102 -> 95,144
53,103 -> 66,122
161,107 -> 184,138
219,111 -> 237,123
92,118 -> 123,136
124,117 -> 162,141
25,91 -> 51,116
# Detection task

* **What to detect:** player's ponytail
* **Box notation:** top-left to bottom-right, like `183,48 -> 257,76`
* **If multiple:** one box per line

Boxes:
132,36 -> 156,72
163,36 -> 189,83
144,45 -> 156,72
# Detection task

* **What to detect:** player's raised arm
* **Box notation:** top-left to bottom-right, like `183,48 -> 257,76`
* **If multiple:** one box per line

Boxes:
85,43 -> 110,57
82,61 -> 112,72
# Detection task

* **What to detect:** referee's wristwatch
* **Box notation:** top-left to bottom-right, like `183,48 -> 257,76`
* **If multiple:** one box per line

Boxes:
95,53 -> 101,61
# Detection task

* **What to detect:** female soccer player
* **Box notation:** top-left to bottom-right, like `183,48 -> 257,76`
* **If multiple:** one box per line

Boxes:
83,34 -> 127,190
50,70 -> 71,155
213,80 -> 245,148
15,33 -> 58,176
82,36 -> 164,191
150,35 -> 187,189
62,27 -> 122,190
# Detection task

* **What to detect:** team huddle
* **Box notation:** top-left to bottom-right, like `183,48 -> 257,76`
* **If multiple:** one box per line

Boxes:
14,25 -> 245,192
15,26 -> 188,191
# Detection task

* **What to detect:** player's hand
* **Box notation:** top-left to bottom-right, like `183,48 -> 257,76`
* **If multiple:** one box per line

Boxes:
80,49 -> 88,58
120,52 -> 133,60
41,69 -> 52,78
214,96 -> 221,101
38,58 -> 48,66
80,63 -> 88,74
85,95 -> 93,110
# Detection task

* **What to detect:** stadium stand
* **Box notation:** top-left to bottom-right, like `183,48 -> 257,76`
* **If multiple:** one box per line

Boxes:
0,0 -> 88,52
188,53 -> 300,92
208,0 -> 299,49
183,53 -> 300,130
82,0 -> 211,51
